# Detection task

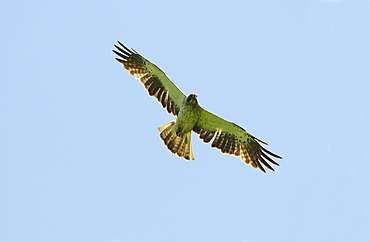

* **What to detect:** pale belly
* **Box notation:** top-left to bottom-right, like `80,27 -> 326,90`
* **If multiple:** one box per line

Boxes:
175,105 -> 201,137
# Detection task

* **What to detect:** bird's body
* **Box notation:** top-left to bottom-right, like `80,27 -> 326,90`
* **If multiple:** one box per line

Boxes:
175,94 -> 201,137
113,42 -> 282,172
158,94 -> 201,161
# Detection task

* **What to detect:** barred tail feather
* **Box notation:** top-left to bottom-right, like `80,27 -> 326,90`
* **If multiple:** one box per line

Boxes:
158,121 -> 195,161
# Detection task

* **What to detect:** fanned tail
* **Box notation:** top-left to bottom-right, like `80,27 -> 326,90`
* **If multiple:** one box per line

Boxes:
158,121 -> 195,161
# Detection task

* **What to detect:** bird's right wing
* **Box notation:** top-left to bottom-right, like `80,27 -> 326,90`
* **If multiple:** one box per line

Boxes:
113,41 -> 186,116
193,107 -> 282,173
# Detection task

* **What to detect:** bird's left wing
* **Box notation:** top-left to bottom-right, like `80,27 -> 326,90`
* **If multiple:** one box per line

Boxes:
193,108 -> 282,172
113,41 -> 186,116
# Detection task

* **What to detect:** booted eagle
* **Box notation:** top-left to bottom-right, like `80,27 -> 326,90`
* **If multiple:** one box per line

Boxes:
113,42 -> 282,172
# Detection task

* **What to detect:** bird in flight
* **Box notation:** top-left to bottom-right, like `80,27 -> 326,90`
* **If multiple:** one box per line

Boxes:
113,42 -> 282,172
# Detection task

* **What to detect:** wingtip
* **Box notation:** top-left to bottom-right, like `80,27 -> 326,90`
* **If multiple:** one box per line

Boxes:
254,136 -> 268,145
115,41 -> 137,55
114,57 -> 125,64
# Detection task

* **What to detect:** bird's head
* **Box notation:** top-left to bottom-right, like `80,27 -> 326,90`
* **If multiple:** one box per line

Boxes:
186,94 -> 198,106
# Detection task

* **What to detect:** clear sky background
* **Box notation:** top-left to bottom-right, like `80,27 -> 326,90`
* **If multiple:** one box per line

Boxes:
1,1 -> 370,242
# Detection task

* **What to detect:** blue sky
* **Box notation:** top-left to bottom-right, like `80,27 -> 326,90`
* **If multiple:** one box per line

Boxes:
1,1 -> 370,241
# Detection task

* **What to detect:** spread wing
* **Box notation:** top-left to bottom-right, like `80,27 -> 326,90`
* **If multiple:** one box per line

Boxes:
112,41 -> 186,116
193,108 -> 282,173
